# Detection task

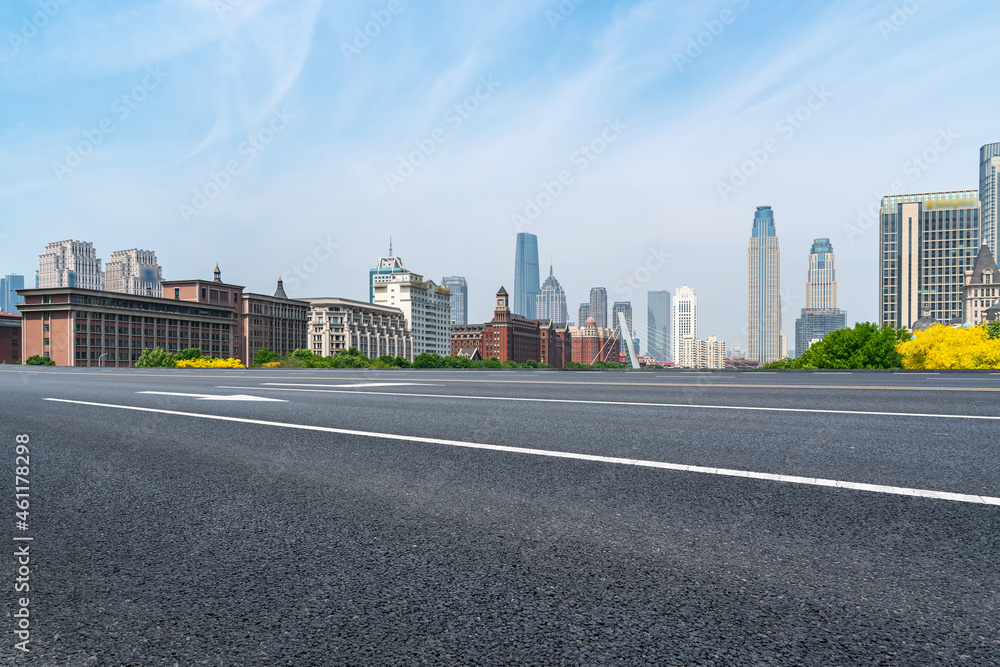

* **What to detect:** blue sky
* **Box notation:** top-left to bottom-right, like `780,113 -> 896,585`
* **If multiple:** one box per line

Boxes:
1,0 -> 998,352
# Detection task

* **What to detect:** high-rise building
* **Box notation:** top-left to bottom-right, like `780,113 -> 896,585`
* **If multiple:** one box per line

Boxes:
536,265 -> 568,324
578,302 -> 590,326
879,190 -> 980,329
513,233 -> 540,319
589,287 -> 608,328
611,301 -> 632,338
442,276 -> 468,325
981,142 -> 1000,256
795,238 -> 847,357
1,274 -> 25,313
805,238 -> 836,309
672,285 -> 697,364
646,290 -> 671,362
962,244 -> 999,326
105,249 -> 163,297
747,206 -> 781,363
37,240 -> 104,291
370,249 -> 451,356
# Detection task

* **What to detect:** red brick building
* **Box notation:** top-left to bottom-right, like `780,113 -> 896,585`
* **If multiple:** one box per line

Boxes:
18,266 -> 245,367
448,288 -> 571,368
0,312 -> 21,364
242,279 -> 309,362
569,317 -> 620,364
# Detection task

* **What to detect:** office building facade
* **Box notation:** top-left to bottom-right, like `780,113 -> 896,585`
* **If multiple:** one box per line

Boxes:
795,309 -> 847,356
981,142 -> 1000,256
646,290 -> 671,362
578,302 -> 590,327
37,240 -> 104,291
879,190 -> 980,329
441,276 -> 468,325
1,274 -> 25,313
105,249 -> 163,298
306,296 -> 412,360
536,266 -> 568,324
748,206 -> 781,363
513,233 -> 540,319
370,250 -> 451,356
672,285 -> 697,364
569,317 -> 619,364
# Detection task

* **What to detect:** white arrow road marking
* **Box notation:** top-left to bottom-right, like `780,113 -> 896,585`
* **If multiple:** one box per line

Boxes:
137,391 -> 286,402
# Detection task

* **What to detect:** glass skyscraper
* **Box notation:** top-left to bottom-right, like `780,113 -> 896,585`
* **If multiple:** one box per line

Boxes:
512,233 -> 540,319
1,274 -> 25,313
795,238 -> 846,357
646,290 -> 671,361
536,266 -> 568,324
981,142 -> 1000,256
747,206 -> 781,363
441,276 -> 468,325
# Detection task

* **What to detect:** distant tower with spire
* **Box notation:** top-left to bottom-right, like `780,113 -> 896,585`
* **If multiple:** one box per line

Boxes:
536,262 -> 568,324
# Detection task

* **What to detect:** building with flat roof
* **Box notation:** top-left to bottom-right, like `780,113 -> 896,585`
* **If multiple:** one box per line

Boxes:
243,279 -> 309,361
646,290 -> 671,362
678,335 -> 726,369
795,238 -> 846,357
306,296 -> 412,360
37,240 -> 104,291
105,249 -> 163,298
981,142 -> 1000,256
672,285 -> 697,364
513,233 -> 540,319
0,312 -> 21,364
161,265 -> 244,362
441,276 -> 468,325
1,274 -> 25,313
879,190 -> 980,329
589,287 -> 608,329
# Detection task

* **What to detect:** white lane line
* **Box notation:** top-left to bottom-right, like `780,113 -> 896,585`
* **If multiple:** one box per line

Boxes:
43,398 -> 1000,506
816,372 -> 852,375
261,382 -> 431,388
217,386 -> 1000,422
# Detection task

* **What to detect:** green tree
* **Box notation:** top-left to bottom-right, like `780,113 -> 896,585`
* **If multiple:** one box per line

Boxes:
482,357 -> 502,369
25,355 -> 55,366
786,323 -> 911,369
988,320 -> 1000,340
253,348 -> 279,366
412,353 -> 445,368
444,355 -> 472,368
135,347 -> 176,368
175,347 -> 202,361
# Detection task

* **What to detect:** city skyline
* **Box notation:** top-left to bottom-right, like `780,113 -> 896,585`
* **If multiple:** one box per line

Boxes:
2,2 -> 999,350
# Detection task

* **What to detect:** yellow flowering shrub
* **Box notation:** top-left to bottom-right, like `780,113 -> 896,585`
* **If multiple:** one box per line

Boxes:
175,357 -> 245,369
264,361 -> 281,368
896,323 -> 1000,369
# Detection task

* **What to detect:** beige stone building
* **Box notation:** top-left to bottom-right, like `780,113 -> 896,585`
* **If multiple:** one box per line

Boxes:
305,297 -> 412,360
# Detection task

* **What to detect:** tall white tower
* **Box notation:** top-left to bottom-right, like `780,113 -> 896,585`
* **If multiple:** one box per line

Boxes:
672,285 -> 697,364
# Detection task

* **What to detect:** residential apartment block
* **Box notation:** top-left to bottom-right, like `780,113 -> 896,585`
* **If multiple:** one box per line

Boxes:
37,240 -> 104,291
105,249 -> 163,297
678,335 -> 726,369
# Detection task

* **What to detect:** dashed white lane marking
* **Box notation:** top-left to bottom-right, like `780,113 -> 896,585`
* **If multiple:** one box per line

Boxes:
253,382 -> 430,388
43,398 -> 1000,506
231,386 -> 1000,421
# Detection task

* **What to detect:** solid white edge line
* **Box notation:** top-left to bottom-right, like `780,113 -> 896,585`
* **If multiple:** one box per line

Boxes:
220,386 -> 1000,421
44,397 -> 1000,506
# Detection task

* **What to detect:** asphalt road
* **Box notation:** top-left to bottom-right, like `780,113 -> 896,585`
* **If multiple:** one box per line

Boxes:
2,367 -> 999,665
